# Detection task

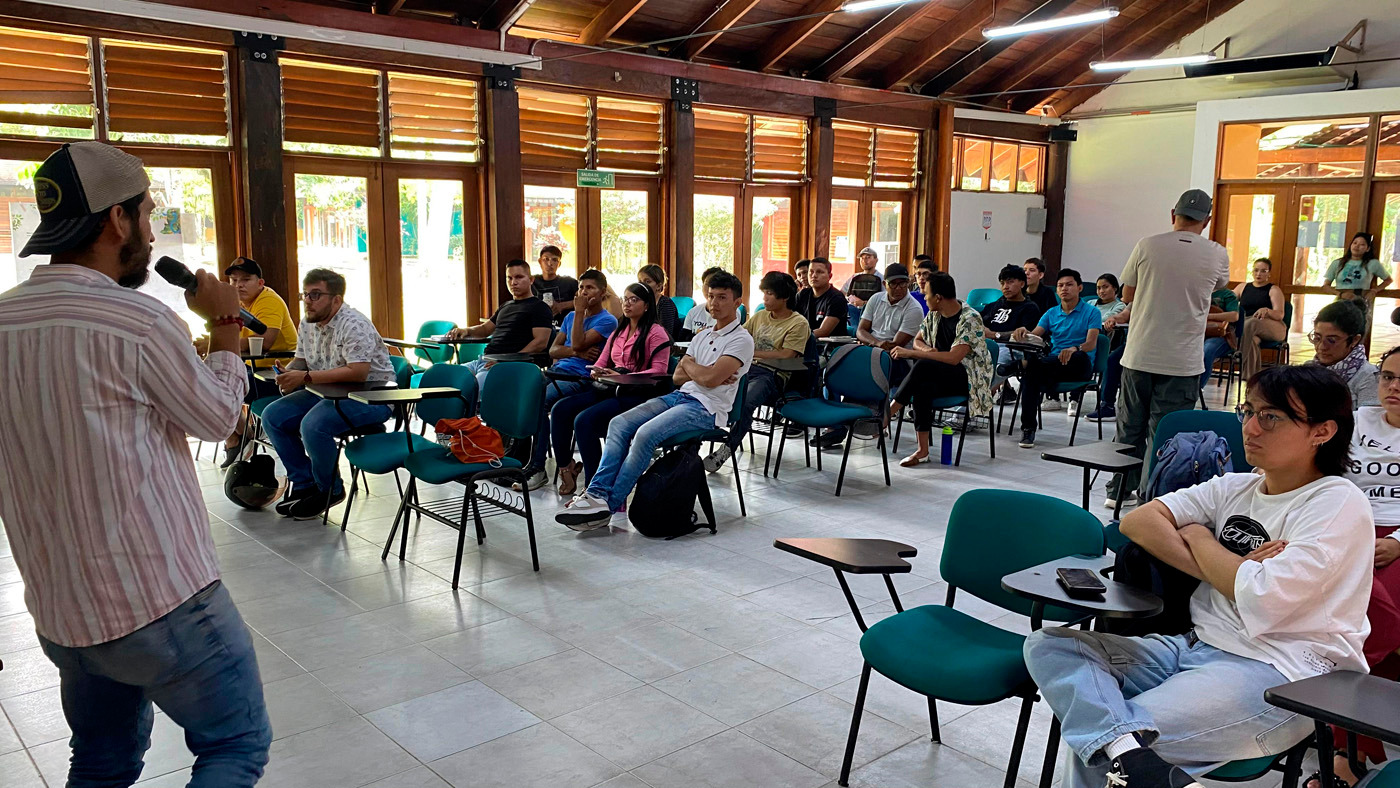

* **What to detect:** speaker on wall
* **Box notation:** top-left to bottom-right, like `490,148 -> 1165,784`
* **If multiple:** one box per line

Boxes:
1049,126 -> 1077,142
1026,207 -> 1047,233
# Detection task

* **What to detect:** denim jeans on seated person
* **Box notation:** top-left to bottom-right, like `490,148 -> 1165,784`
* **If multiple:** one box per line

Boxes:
1024,627 -> 1310,788
1201,336 -> 1232,390
261,389 -> 392,495
37,582 -> 271,788
726,365 -> 782,450
530,377 -> 589,471
584,391 -> 718,511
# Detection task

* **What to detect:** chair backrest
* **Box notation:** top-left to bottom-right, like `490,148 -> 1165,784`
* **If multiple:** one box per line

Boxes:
983,337 -> 998,360
942,489 -> 1106,620
846,304 -> 862,335
480,362 -> 544,440
672,295 -> 695,317
414,320 -> 458,365
1080,282 -> 1096,300
389,356 -> 413,389
456,342 -> 486,363
1148,409 -> 1251,474
417,363 -> 478,424
1281,299 -> 1294,331
966,287 -> 1000,311
724,374 -> 748,428
738,304 -> 748,325
825,344 -> 892,402
1091,332 -> 1112,377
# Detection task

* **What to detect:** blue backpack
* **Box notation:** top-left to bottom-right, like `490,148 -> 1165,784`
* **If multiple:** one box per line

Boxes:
1142,430 -> 1231,503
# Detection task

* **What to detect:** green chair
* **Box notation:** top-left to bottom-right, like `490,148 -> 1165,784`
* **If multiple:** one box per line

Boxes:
1060,333 -> 1113,446
1201,742 -> 1309,786
738,303 -> 749,325
383,361 -> 544,589
672,295 -> 695,317
390,356 -> 413,389
1259,300 -> 1294,367
657,374 -> 749,519
966,287 -> 1001,311
891,338 -> 998,466
838,489 -> 1105,787
773,344 -> 891,496
412,320 -> 457,370
340,363 -> 478,531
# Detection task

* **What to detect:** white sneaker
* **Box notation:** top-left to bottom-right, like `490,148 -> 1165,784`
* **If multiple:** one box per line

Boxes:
703,445 -> 733,474
512,468 -> 549,492
1042,399 -> 1064,412
1103,494 -> 1140,511
556,492 -> 612,529
1067,401 -> 1079,418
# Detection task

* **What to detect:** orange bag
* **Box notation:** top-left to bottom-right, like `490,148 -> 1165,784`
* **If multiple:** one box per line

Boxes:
434,417 -> 505,466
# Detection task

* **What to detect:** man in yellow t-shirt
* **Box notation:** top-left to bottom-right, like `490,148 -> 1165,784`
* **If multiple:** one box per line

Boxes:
221,257 -> 297,467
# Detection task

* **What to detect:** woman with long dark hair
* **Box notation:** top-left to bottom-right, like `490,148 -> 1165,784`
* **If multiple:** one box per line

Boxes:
638,264 -> 679,338
548,282 -> 672,495
1324,232 -> 1393,317
1236,257 -> 1287,382
1308,299 -> 1379,408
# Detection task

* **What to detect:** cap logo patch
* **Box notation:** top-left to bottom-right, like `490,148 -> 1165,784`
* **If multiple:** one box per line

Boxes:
34,177 -> 62,214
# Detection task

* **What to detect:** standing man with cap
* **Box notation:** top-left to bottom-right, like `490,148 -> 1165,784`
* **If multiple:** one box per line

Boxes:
1104,189 -> 1230,509
0,143 -> 271,785
843,246 -> 883,308
218,256 -> 298,467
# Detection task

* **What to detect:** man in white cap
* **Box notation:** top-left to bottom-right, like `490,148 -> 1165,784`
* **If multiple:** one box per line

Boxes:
0,142 -> 271,786
1104,188 -> 1230,510
843,246 -> 883,307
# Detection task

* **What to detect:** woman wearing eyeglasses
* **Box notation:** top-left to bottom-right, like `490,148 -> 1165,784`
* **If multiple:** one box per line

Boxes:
1307,299 -> 1379,408
1307,348 -> 1400,788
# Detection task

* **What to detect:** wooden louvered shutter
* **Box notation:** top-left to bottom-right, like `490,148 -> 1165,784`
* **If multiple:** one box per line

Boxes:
751,115 -> 806,182
596,97 -> 662,174
519,88 -> 590,171
281,59 -> 382,153
874,128 -> 919,188
0,26 -> 94,135
102,41 -> 229,143
388,72 -> 479,161
694,107 -> 747,181
832,121 -> 874,184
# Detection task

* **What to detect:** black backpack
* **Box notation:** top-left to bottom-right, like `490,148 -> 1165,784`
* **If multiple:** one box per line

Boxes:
224,453 -> 281,510
628,449 -> 718,539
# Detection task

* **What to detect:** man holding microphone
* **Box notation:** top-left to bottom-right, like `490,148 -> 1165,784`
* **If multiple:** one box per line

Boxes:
0,143 -> 270,785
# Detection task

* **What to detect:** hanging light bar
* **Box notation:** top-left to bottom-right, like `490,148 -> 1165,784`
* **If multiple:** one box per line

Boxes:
1090,53 -> 1218,71
842,0 -> 923,13
983,7 -> 1118,39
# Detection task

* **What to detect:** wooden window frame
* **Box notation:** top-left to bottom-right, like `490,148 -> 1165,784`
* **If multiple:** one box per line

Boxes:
951,134 -> 1045,195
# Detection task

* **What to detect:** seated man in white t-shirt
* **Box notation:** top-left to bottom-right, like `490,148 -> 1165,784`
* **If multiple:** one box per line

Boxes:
1025,364 -> 1374,788
557,271 -> 754,531
677,265 -> 723,342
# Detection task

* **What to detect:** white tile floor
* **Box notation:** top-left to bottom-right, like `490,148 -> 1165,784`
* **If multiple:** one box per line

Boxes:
0,385 -> 1284,788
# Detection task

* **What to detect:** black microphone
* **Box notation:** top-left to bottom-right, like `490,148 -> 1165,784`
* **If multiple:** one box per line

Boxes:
155,256 -> 268,335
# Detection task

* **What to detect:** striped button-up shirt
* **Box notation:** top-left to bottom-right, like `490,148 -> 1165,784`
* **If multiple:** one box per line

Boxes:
0,265 -> 246,647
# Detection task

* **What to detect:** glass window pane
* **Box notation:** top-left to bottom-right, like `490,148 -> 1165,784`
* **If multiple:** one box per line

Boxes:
1380,192 -> 1400,280
399,178 -> 466,337
1291,193 -> 1351,287
828,198 -> 860,285
693,193 -> 735,295
960,138 -> 988,190
1,159 -> 44,292
749,196 -> 791,308
524,185 -> 578,279
1223,193 -> 1276,282
1373,296 -> 1400,364
294,173 -> 372,315
989,142 -> 1016,192
1221,118 -> 1370,179
1017,145 -> 1042,193
870,201 -> 902,269
1379,117 -> 1400,177
601,190 -> 649,284
143,166 -> 218,335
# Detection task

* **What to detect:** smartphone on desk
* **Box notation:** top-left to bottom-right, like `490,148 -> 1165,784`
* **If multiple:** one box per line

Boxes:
1056,567 -> 1106,599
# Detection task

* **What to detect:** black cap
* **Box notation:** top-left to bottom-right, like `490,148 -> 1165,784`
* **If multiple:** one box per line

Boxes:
224,257 -> 263,278
884,263 -> 910,282
20,143 -> 149,258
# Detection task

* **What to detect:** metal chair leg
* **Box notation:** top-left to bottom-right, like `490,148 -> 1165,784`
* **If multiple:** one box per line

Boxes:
381,477 -> 415,561
877,417 -> 890,487
928,696 -> 940,741
730,449 -> 746,517
1003,696 -> 1036,788
773,423 -> 787,480
839,663 -> 872,787
1038,715 -> 1061,788
451,491 -> 473,590
339,467 -> 359,532
834,423 -> 857,496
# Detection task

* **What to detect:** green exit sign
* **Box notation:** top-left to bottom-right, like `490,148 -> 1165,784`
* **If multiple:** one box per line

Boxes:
576,169 -> 615,189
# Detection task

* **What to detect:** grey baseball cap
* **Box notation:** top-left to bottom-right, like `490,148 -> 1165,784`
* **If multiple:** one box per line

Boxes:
20,142 -> 149,258
1174,189 -> 1212,222
858,247 -> 878,259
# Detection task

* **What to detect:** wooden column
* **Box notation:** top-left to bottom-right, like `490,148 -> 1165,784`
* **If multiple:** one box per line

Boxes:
931,102 -> 954,272
1041,139 -> 1070,277
807,107 -> 834,260
484,66 -> 524,306
234,35 -> 288,299
667,87 -> 696,296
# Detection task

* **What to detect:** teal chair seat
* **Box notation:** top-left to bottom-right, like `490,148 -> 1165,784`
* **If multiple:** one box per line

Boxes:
249,395 -> 279,418
780,399 -> 875,429
345,432 -> 439,476
1205,755 -> 1277,781
1366,764 -> 1400,788
403,445 -> 522,485
861,604 -> 1030,705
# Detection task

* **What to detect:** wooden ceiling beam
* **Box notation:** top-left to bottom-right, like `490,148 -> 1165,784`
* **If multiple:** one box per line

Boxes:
751,0 -> 846,73
810,0 -> 936,82
1040,0 -> 1249,116
476,0 -> 534,31
676,0 -> 764,61
577,0 -> 652,45
916,0 -> 1080,96
878,0 -> 995,90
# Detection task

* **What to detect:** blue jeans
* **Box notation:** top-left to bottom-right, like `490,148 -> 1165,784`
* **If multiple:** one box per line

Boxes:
38,582 -> 271,788
556,394 -> 647,483
531,377 -> 588,471
262,390 -> 392,495
1101,344 -> 1126,409
1201,337 -> 1232,389
1024,627 -> 1310,788
585,391 -> 718,511
727,366 -> 783,450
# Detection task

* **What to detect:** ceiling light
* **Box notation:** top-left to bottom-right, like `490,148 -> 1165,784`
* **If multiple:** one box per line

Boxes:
1091,53 -> 1217,71
984,8 -> 1118,39
841,0 -> 921,13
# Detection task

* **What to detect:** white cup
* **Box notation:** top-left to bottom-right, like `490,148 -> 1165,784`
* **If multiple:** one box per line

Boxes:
247,336 -> 264,356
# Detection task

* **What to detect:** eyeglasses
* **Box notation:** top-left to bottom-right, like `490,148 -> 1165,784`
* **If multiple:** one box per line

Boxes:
1307,331 -> 1353,347
300,291 -> 331,302
1377,371 -> 1400,388
621,296 -> 642,306
1235,404 -> 1288,431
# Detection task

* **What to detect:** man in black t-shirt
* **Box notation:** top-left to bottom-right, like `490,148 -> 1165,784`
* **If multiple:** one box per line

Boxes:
794,257 -> 848,338
1023,257 -> 1057,315
843,247 -> 884,307
982,264 -> 1043,403
447,259 -> 554,391
531,245 -> 578,326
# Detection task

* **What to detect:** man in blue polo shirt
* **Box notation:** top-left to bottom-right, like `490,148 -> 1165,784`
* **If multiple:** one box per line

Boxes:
1011,268 -> 1099,449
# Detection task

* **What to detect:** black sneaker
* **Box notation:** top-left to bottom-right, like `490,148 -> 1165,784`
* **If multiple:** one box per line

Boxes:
810,430 -> 847,449
1106,748 -> 1203,788
275,485 -> 315,517
1018,429 -> 1036,449
995,361 -> 1019,377
289,488 -> 347,521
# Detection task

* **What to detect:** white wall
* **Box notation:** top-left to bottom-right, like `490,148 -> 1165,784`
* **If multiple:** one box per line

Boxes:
949,191 -> 1046,291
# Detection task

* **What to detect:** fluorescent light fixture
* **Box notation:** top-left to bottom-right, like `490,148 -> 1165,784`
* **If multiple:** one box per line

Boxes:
1091,53 -> 1217,71
984,8 -> 1118,39
842,0 -> 921,13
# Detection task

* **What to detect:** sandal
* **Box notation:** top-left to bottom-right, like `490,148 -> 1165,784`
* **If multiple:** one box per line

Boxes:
899,452 -> 930,468
557,461 -> 582,496
1303,770 -> 1354,788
